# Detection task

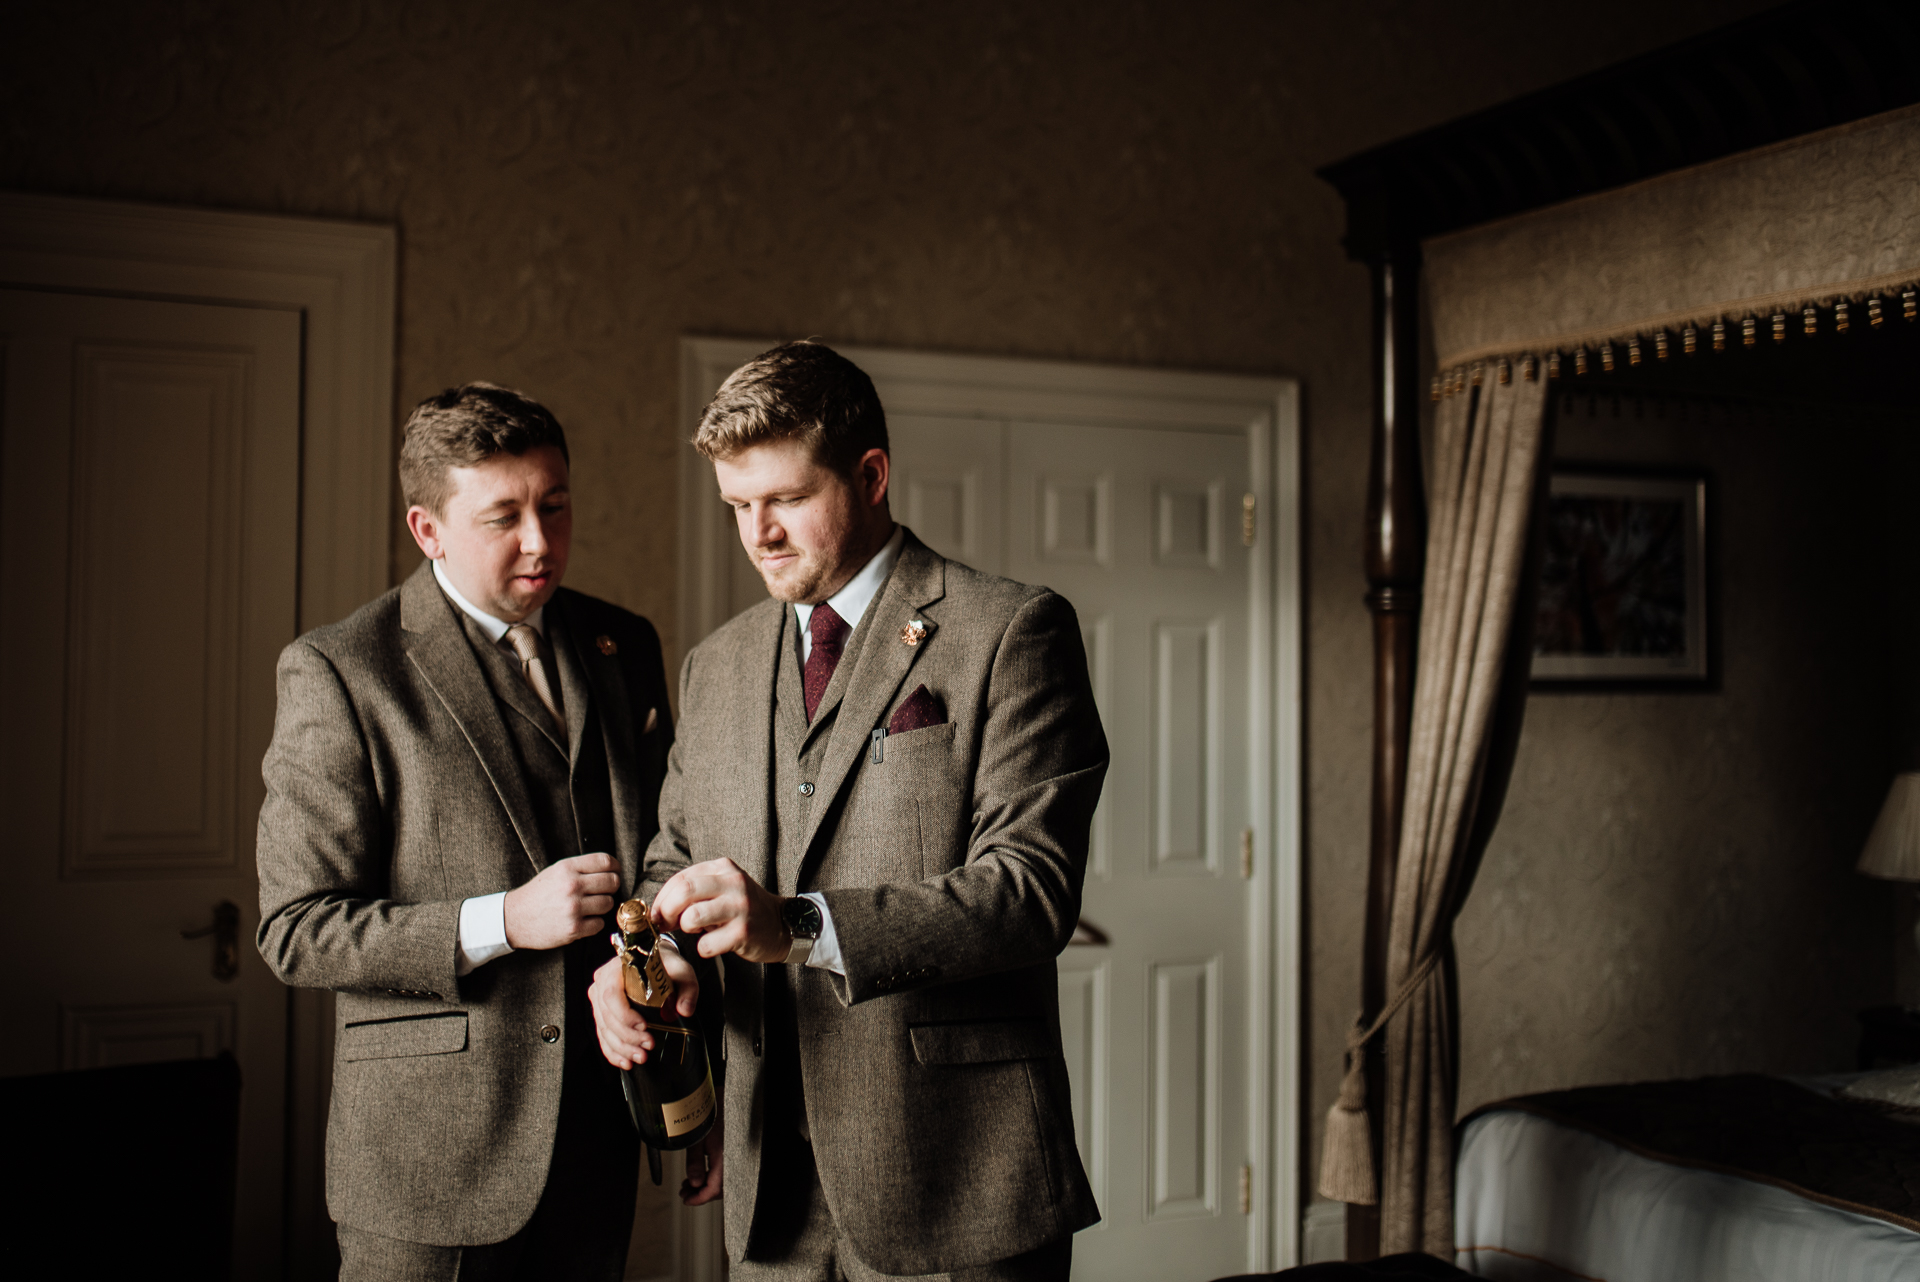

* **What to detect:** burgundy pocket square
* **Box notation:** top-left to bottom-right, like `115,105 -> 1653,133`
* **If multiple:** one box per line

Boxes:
888,685 -> 945,735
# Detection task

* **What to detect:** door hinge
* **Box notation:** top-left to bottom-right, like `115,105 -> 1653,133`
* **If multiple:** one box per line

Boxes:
1239,1163 -> 1253,1215
1241,492 -> 1256,546
1240,828 -> 1254,880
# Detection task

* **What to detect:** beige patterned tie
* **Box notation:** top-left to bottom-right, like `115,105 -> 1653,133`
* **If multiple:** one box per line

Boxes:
504,623 -> 565,739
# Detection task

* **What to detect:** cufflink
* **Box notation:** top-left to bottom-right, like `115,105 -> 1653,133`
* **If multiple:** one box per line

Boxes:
596,635 -> 618,655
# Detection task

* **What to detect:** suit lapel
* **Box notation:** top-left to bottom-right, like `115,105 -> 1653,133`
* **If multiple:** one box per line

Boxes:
400,562 -> 551,874
551,594 -> 646,889
736,601 -> 787,897
798,535 -> 946,860
546,596 -> 594,771
776,606 -> 809,752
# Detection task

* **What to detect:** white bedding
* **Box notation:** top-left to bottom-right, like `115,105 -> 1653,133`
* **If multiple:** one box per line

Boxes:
1454,1106 -> 1920,1281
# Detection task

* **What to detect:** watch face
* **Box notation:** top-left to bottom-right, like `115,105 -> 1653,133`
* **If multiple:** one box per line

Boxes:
783,897 -> 823,940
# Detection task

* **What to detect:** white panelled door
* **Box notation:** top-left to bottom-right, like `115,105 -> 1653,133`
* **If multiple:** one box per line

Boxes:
895,416 -> 1256,1282
679,340 -> 1301,1280
0,289 -> 302,1279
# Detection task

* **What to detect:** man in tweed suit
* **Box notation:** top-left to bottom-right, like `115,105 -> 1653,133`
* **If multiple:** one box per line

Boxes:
590,342 -> 1107,1282
257,384 -> 681,1279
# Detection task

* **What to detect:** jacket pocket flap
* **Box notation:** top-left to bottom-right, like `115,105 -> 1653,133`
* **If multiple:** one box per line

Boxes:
340,1012 -> 469,1062
910,1019 -> 1054,1065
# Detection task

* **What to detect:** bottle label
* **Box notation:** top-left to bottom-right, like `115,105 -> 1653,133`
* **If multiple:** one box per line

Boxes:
663,1075 -> 715,1138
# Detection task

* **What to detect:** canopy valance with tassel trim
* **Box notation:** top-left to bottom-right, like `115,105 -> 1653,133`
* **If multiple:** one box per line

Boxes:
1424,101 -> 1920,394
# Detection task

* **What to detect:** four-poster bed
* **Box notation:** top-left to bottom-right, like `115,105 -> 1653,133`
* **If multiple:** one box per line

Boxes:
1313,0 -> 1920,1267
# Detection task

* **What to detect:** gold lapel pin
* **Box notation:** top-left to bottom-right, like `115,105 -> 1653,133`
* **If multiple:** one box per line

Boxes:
900,619 -> 928,647
596,635 -> 618,655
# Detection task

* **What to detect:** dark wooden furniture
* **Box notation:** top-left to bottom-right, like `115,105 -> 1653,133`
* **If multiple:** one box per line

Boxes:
1858,1005 -> 1920,1070
0,1054 -> 241,1279
1315,0 -> 1920,1260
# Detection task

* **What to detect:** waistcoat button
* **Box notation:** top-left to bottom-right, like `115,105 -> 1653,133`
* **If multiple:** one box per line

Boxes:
539,1024 -> 560,1043
797,782 -> 815,796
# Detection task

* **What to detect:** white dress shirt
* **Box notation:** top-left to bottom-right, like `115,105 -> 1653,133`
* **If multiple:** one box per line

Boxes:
433,558 -> 538,976
783,524 -> 905,971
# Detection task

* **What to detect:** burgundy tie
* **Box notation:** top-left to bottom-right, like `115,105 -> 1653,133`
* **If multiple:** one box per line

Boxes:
803,603 -> 851,723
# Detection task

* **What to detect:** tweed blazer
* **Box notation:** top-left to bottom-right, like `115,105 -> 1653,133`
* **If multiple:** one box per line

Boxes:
642,530 -> 1107,1275
255,561 -> 672,1244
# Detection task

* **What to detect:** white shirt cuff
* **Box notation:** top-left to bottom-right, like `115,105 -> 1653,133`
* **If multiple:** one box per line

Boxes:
456,891 -> 513,976
799,892 -> 844,976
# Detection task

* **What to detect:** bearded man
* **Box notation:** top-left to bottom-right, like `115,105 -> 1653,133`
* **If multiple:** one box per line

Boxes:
590,341 -> 1106,1282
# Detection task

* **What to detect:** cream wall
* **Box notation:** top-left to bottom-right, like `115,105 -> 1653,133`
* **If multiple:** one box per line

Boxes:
1,0 -> 1786,1226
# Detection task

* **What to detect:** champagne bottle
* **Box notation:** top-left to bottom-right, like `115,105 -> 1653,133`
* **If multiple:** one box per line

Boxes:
615,898 -> 716,1183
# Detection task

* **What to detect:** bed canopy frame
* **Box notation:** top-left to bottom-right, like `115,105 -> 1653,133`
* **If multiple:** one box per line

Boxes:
1316,0 -> 1920,1260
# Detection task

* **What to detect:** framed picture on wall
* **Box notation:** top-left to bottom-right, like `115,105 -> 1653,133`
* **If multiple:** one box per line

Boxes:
1531,466 -> 1711,687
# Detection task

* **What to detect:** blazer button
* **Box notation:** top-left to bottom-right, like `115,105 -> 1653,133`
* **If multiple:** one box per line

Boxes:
539,1024 -> 560,1043
797,782 -> 815,797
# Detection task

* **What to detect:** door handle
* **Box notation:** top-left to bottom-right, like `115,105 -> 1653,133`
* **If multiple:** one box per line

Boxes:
1068,918 -> 1109,946
182,900 -> 241,982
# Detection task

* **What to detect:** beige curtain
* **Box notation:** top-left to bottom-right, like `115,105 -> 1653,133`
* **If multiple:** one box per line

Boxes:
1382,370 -> 1548,1253
1319,370 -> 1549,1255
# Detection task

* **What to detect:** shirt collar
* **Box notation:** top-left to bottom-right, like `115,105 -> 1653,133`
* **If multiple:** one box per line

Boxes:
432,558 -> 544,643
795,524 -> 904,657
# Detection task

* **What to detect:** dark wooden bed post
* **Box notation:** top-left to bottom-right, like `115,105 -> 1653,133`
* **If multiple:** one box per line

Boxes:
1351,237 -> 1427,1262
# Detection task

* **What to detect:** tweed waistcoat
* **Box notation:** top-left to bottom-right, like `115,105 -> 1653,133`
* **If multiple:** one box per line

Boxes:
763,599 -> 886,1158
458,612 -> 618,864
459,611 -> 622,1086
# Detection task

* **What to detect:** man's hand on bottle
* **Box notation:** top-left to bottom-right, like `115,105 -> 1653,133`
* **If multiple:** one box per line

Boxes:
588,935 -> 699,1070
650,857 -> 792,963
503,852 -> 619,950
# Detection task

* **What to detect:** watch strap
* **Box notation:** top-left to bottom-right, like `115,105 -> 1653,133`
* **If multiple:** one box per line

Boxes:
780,895 -> 823,967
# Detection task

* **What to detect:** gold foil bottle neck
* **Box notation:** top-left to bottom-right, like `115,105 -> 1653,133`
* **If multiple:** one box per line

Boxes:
618,897 -> 675,1010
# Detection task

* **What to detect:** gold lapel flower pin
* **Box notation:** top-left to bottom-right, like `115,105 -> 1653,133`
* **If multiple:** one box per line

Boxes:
900,619 -> 929,647
596,635 -> 618,655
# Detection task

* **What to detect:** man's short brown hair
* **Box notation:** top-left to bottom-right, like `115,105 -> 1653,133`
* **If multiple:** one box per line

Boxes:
399,382 -> 570,515
692,340 -> 887,472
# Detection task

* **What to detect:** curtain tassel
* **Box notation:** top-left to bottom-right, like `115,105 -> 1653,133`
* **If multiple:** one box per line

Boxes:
1318,1017 -> 1378,1205
1314,949 -> 1445,1207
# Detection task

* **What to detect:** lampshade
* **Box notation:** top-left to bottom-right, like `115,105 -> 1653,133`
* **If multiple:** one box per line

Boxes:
1858,772 -> 1920,882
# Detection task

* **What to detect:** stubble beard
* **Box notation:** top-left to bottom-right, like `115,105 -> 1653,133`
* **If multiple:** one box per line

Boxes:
752,544 -> 833,605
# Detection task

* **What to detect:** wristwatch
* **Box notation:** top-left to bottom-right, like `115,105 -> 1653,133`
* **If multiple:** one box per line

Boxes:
781,895 -> 823,965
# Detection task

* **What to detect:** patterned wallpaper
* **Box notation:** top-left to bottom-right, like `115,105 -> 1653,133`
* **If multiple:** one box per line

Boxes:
2,0 -> 1793,1228
1457,393 -> 1913,1113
